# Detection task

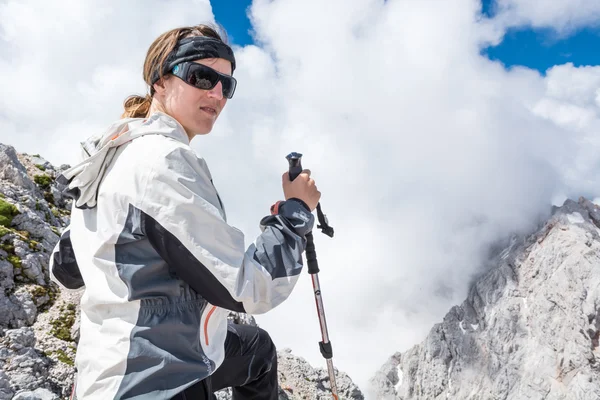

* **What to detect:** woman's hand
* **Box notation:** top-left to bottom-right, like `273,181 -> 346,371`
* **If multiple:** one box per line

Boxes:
282,169 -> 321,212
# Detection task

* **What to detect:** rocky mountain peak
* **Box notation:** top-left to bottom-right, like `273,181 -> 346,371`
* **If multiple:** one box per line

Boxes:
369,196 -> 600,399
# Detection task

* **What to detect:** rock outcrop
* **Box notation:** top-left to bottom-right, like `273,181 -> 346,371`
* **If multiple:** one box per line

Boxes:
0,144 -> 74,400
369,197 -> 600,400
0,143 -> 363,400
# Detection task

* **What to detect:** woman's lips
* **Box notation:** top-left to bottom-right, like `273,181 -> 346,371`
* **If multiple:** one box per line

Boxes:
200,106 -> 217,116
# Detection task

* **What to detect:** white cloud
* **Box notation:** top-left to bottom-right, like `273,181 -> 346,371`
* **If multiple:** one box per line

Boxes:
531,63 -> 600,198
2,0 -> 600,396
491,0 -> 600,34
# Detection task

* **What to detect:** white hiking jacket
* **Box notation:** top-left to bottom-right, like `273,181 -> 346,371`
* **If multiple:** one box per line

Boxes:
48,111 -> 314,399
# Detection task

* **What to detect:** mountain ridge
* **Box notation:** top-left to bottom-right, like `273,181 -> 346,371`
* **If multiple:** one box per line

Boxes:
368,196 -> 600,400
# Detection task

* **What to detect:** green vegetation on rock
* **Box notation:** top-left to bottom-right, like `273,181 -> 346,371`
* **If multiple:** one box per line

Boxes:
31,284 -> 58,312
28,239 -> 40,251
34,175 -> 53,190
44,349 -> 75,366
0,241 -> 14,254
7,254 -> 22,269
55,349 -> 74,366
0,198 -> 19,227
35,164 -> 46,171
28,284 -> 54,311
1,240 -> 22,270
0,226 -> 10,238
30,285 -> 48,299
50,303 -> 77,342
43,191 -> 55,205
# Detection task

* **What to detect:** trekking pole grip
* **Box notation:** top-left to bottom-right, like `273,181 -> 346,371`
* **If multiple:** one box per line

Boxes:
286,152 -> 319,274
286,151 -> 303,181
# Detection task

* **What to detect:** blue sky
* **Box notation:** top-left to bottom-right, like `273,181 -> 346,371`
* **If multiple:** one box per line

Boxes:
481,0 -> 600,74
212,0 -> 600,75
211,0 -> 254,46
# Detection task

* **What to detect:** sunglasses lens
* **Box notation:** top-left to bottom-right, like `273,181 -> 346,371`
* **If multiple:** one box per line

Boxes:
179,63 -> 236,99
220,76 -> 236,99
186,65 -> 218,90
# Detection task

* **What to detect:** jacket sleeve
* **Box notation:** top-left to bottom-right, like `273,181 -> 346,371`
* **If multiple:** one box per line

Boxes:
48,226 -> 85,291
138,146 -> 314,315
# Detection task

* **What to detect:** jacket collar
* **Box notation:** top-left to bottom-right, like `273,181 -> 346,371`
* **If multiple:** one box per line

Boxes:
57,111 -> 190,209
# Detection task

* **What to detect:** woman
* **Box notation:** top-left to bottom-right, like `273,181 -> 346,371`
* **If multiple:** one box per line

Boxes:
49,24 -> 320,400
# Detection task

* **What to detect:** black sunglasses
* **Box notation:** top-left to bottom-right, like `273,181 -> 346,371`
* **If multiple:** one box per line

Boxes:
171,61 -> 237,99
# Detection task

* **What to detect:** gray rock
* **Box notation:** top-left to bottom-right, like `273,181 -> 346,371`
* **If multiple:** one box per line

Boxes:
20,255 -> 46,286
0,370 -> 14,400
0,295 -> 15,328
5,328 -> 36,351
277,348 -> 364,400
11,289 -> 37,327
369,197 -> 600,400
12,388 -> 58,400
12,211 -> 56,243
28,156 -> 50,169
31,291 -> 81,399
16,196 -> 38,216
0,293 -> 36,330
1,328 -> 50,393
49,186 -> 63,209
0,260 -> 13,291
0,145 -> 35,192
14,241 -> 46,286
70,307 -> 81,344
0,186 -> 20,204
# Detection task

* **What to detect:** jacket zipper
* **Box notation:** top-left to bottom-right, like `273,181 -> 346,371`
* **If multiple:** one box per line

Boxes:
204,305 -> 217,346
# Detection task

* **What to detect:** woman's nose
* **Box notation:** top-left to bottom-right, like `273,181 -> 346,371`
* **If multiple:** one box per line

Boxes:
207,81 -> 224,100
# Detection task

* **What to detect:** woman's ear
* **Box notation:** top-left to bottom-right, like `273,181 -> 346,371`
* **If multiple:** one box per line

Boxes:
152,76 -> 169,95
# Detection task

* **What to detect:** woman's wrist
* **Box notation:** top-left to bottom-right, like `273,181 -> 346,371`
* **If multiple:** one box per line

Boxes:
269,198 -> 310,215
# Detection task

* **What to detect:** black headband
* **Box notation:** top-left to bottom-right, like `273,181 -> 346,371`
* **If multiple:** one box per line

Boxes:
150,36 -> 236,85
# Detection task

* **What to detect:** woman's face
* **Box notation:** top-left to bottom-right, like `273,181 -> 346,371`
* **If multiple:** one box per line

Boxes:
155,57 -> 232,139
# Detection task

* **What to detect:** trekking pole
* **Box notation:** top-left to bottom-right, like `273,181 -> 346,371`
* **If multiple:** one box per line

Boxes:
286,152 -> 338,400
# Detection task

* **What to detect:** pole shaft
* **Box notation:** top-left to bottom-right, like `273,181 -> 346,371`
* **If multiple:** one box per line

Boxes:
311,273 -> 330,342
311,271 -> 339,398
326,359 -> 339,400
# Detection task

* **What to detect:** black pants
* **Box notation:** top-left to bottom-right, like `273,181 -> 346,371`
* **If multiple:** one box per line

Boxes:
171,323 -> 278,400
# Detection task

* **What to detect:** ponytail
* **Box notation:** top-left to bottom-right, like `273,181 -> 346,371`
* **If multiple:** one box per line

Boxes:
121,94 -> 152,119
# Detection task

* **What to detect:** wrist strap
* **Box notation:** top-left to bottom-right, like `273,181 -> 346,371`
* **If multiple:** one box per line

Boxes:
270,200 -> 284,215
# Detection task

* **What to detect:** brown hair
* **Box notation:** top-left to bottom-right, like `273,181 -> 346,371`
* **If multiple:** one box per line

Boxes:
121,24 -> 228,119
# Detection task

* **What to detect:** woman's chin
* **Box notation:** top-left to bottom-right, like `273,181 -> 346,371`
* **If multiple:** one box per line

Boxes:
195,125 -> 213,135
185,122 -> 214,138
